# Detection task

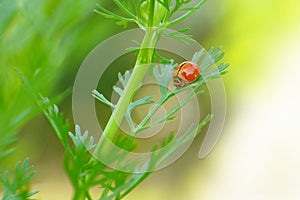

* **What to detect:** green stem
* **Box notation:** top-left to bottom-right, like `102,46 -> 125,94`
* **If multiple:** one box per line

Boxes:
93,27 -> 163,159
72,187 -> 86,200
148,0 -> 155,27
168,0 -> 207,26
100,178 -> 114,199
93,27 -> 163,200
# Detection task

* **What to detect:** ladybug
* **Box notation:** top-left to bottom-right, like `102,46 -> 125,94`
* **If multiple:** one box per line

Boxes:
172,61 -> 201,88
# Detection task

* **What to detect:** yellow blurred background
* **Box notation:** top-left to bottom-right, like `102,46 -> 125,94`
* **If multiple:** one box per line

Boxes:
1,0 -> 300,199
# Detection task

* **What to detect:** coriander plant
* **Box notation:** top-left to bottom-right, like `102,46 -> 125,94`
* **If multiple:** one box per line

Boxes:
1,0 -> 229,199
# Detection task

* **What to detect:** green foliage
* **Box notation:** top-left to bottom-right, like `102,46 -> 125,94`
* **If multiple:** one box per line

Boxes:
93,47 -> 229,138
0,0 -> 114,164
162,28 -> 194,44
0,0 -> 118,198
38,44 -> 228,199
40,97 -> 95,199
0,159 -> 38,200
0,133 -> 16,166
1,0 -> 229,199
25,46 -> 228,200
153,62 -> 175,97
38,97 -> 146,200
78,48 -> 226,199
193,46 -> 230,80
39,94 -> 211,200
95,0 -> 207,28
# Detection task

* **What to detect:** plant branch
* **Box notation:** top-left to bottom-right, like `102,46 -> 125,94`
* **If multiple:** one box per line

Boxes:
93,27 -> 163,164
168,0 -> 207,26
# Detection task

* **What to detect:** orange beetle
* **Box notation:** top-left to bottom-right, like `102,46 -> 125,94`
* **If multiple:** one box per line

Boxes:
172,61 -> 200,88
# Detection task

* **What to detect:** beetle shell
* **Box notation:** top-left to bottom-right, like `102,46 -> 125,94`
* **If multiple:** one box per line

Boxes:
172,61 -> 200,88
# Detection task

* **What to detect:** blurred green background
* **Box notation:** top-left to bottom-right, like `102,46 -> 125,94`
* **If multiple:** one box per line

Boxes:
1,0 -> 300,199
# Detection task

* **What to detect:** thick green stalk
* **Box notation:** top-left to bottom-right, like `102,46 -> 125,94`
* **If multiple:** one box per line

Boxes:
93,28 -> 162,157
72,188 -> 86,200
